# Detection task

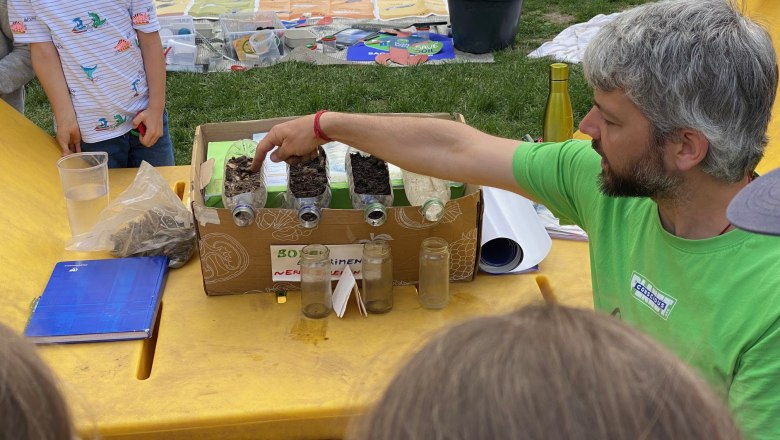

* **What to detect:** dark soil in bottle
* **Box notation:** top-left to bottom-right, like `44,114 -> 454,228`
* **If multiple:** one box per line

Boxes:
224,155 -> 264,197
350,152 -> 391,195
289,146 -> 328,198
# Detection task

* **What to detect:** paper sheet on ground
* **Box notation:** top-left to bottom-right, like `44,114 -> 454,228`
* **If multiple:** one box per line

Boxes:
528,13 -> 620,64
480,187 -> 552,273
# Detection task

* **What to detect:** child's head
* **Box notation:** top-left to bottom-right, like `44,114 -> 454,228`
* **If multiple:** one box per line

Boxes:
0,321 -> 74,440
349,304 -> 742,440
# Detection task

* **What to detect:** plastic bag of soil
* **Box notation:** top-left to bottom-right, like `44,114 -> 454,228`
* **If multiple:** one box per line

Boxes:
66,161 -> 196,268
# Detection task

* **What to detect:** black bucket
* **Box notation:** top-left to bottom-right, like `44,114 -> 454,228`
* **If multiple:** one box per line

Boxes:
448,0 -> 524,54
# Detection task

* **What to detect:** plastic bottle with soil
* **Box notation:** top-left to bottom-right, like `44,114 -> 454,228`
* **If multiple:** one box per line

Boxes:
222,139 -> 267,227
401,169 -> 450,222
346,147 -> 393,227
286,146 -> 331,228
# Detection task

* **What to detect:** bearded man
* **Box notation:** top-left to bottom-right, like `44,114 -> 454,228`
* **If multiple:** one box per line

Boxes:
251,1 -> 780,438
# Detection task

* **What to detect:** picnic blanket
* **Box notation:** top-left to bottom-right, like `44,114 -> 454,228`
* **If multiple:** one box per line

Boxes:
170,16 -> 493,72
155,0 -> 448,20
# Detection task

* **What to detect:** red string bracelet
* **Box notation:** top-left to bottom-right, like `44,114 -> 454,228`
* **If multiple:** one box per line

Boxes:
313,110 -> 333,142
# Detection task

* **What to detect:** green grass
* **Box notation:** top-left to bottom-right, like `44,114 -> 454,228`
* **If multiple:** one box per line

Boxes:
24,0 -> 653,165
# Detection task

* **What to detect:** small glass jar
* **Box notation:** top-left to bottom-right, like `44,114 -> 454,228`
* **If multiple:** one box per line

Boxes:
321,35 -> 338,54
416,25 -> 430,40
300,244 -> 333,318
418,237 -> 450,309
305,43 -> 318,51
362,240 -> 393,314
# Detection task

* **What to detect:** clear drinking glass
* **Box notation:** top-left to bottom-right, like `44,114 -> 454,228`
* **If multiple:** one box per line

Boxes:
362,240 -> 393,313
300,244 -> 333,318
418,237 -> 450,309
56,152 -> 109,237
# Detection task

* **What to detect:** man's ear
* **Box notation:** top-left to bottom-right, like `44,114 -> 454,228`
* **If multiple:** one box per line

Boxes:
671,128 -> 709,171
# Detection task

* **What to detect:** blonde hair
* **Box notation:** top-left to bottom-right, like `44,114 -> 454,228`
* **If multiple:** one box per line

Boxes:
349,305 -> 742,440
0,322 -> 74,440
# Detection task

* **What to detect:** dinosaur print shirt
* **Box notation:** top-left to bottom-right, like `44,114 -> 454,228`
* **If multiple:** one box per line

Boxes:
8,1 -> 160,143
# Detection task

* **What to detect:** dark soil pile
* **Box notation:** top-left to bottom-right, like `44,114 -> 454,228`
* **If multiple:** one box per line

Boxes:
350,152 -> 391,195
110,211 -> 195,268
289,147 -> 328,198
224,155 -> 264,197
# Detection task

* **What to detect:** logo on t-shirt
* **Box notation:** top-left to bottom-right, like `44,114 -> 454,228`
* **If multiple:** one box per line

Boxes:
630,271 -> 677,320
132,12 -> 150,26
10,21 -> 27,34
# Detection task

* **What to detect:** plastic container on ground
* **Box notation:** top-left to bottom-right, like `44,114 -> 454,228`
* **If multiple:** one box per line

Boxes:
159,15 -> 196,64
219,11 -> 284,58
447,0 -> 524,54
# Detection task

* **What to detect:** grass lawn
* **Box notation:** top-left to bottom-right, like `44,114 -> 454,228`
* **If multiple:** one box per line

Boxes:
24,0 -> 654,165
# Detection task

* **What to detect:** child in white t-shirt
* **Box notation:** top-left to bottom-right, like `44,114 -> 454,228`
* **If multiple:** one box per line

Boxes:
8,0 -> 174,167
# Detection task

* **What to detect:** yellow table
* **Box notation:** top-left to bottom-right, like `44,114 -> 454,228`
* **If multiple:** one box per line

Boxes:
0,100 -> 591,439
4,1 -> 778,432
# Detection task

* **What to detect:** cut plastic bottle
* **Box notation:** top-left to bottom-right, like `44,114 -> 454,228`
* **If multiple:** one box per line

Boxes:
222,139 -> 267,227
286,146 -> 331,228
346,147 -> 393,227
401,169 -> 450,222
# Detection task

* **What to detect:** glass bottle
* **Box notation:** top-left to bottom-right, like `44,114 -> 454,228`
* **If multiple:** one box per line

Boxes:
361,240 -> 393,314
542,62 -> 574,142
300,244 -> 332,319
286,146 -> 331,228
222,139 -> 267,227
346,147 -> 394,227
418,237 -> 450,309
401,169 -> 450,222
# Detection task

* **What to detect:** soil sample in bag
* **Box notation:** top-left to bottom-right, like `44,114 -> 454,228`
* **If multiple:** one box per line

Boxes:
110,209 -> 196,268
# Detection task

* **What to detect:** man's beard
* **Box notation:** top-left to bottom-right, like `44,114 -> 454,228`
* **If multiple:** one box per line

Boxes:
594,139 -> 682,198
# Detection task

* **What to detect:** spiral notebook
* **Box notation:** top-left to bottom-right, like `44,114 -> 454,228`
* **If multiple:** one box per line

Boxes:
25,256 -> 169,344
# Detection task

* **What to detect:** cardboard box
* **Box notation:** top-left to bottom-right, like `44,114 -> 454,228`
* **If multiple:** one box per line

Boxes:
190,113 -> 484,296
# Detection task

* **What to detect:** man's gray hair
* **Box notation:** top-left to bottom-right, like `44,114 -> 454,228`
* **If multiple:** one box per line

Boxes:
583,0 -> 778,182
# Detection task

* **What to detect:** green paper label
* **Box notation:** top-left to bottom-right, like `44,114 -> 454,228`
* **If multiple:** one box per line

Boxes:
408,41 -> 443,55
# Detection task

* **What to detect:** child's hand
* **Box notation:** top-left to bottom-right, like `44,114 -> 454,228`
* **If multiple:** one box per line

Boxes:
133,109 -> 163,147
56,115 -> 82,156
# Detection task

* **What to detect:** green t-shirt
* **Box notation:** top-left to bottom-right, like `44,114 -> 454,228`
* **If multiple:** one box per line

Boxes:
513,139 -> 780,440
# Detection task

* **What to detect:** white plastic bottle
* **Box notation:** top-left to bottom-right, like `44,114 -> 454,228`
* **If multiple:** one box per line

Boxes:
401,169 -> 450,222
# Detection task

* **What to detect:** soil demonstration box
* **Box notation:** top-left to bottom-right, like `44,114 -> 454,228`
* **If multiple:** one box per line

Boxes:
190,113 -> 483,296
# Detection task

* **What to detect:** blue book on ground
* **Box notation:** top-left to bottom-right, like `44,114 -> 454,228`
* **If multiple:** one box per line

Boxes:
25,256 -> 169,344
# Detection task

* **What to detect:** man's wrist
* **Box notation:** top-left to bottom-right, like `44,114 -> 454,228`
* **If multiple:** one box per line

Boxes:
314,109 -> 333,142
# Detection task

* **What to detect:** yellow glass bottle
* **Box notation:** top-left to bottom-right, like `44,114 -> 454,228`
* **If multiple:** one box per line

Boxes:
542,63 -> 574,142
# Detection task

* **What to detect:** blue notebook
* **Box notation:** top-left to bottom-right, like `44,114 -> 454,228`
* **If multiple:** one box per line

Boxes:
25,256 -> 169,344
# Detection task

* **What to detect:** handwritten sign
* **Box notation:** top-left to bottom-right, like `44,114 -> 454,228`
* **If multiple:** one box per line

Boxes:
270,244 -> 364,282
